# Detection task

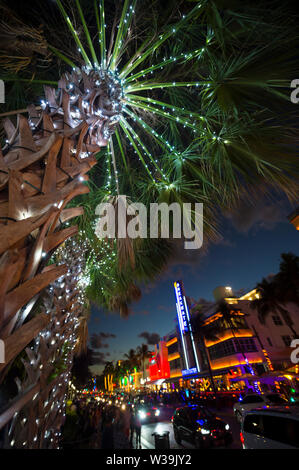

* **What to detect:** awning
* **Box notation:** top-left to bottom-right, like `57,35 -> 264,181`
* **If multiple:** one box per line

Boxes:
164,377 -> 181,384
195,368 -> 235,378
150,379 -> 165,386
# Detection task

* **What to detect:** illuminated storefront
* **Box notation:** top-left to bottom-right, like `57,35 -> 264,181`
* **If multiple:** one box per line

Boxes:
148,341 -> 170,389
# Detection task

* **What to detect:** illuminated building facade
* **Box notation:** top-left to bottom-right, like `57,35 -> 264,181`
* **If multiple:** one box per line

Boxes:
142,281 -> 298,395
288,207 -> 299,231
148,341 -> 170,387
186,285 -> 299,394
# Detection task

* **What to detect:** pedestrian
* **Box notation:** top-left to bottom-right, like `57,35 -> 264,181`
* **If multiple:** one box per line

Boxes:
134,411 -> 142,448
101,413 -> 114,449
113,416 -> 130,449
129,406 -> 135,447
122,406 -> 131,439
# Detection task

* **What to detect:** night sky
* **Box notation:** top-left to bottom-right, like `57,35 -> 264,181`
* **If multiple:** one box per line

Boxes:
88,198 -> 298,374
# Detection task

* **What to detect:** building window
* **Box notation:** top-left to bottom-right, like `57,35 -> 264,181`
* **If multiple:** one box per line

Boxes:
281,335 -> 292,347
267,337 -> 273,346
169,358 -> 181,370
234,338 -> 258,353
208,337 -> 257,360
272,315 -> 283,326
167,342 -> 178,355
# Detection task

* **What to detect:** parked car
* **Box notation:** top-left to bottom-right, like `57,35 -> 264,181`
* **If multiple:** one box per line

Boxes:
172,405 -> 232,448
233,393 -> 289,422
240,407 -> 299,449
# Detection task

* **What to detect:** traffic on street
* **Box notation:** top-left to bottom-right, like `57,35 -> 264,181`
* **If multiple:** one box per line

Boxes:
61,389 -> 298,449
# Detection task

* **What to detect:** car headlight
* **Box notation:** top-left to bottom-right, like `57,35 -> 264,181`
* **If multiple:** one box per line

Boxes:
155,410 -> 160,416
139,411 -> 146,419
200,428 -> 210,435
225,424 -> 230,430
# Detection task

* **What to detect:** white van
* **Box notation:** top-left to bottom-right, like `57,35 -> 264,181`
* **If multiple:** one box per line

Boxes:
240,407 -> 299,449
233,393 -> 288,422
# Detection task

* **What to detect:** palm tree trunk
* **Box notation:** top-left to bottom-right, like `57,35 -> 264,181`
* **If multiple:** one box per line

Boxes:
278,305 -> 298,338
200,334 -> 218,397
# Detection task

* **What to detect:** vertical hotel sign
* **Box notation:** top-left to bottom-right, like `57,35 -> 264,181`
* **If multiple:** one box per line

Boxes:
174,281 -> 200,374
174,281 -> 188,333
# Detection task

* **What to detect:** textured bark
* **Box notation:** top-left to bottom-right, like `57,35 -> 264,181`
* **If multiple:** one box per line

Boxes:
0,72 -> 109,447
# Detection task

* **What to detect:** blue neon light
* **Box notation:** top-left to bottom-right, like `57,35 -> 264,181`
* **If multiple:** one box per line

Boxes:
182,367 -> 197,376
174,282 -> 189,333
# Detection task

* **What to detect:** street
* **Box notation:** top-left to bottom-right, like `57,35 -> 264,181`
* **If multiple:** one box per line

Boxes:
134,405 -> 242,450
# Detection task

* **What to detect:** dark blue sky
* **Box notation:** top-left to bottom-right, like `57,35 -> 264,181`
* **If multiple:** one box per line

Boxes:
88,199 -> 298,373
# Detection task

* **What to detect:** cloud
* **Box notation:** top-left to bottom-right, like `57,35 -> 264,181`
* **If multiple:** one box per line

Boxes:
225,200 -> 285,234
158,304 -> 173,313
139,331 -> 161,345
130,308 -> 149,316
90,332 -> 116,349
91,350 -> 110,365
99,332 -> 116,339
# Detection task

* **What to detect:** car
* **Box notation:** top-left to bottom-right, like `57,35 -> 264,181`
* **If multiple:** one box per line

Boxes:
240,406 -> 299,449
172,405 -> 233,449
233,393 -> 289,422
136,403 -> 161,422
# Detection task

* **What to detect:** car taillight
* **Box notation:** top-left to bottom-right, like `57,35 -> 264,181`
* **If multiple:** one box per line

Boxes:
147,412 -> 151,416
240,432 -> 244,445
171,416 -> 173,422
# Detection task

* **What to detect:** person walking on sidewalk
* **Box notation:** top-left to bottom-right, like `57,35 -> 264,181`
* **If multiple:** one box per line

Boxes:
129,406 -> 135,447
134,411 -> 142,448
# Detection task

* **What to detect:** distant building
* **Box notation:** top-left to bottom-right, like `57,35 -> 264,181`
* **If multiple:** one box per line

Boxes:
288,207 -> 299,231
143,280 -> 299,396
189,286 -> 299,395
165,331 -> 183,388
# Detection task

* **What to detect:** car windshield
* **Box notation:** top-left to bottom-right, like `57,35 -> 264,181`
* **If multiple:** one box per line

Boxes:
189,407 -> 214,420
266,394 -> 288,404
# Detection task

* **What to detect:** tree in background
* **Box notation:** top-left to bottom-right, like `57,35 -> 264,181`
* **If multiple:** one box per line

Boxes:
252,253 -> 299,338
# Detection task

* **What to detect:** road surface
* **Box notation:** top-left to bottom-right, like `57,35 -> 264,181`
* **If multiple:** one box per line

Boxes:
132,405 -> 242,450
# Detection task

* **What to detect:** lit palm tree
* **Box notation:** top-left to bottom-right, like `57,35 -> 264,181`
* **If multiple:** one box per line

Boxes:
1,0 -> 299,317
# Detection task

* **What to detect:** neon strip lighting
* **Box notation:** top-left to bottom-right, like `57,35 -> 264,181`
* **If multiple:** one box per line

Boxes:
175,284 -> 190,370
176,301 -> 189,369
183,295 -> 200,372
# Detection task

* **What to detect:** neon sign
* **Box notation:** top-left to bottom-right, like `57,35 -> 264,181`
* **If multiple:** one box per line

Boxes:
174,281 -> 188,333
182,368 -> 197,376
174,281 -> 200,373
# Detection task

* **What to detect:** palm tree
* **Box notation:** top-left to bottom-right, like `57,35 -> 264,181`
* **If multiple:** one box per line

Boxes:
217,299 -> 255,367
275,253 -> 299,305
2,0 -> 299,318
189,302 -> 219,396
74,303 -> 91,356
251,277 -> 298,338
124,348 -> 139,372
137,343 -> 151,381
103,361 -> 115,392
